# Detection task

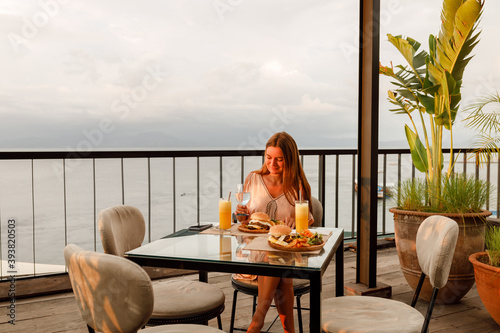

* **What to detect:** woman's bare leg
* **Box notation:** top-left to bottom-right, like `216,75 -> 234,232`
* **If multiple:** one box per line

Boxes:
247,276 -> 280,333
274,277 -> 295,333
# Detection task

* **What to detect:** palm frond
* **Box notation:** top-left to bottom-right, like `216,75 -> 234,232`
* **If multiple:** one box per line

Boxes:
469,134 -> 500,165
464,93 -> 500,133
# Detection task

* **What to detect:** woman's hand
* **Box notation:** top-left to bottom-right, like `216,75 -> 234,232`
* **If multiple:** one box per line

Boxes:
284,217 -> 295,229
235,204 -> 250,224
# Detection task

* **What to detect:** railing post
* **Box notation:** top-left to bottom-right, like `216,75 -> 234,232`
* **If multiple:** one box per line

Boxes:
382,154 -> 387,234
197,156 -> 200,225
335,155 -> 340,228
173,157 -> 176,232
318,154 -> 326,227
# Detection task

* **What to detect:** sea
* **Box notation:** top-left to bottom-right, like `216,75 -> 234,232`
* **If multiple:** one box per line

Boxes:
0,153 -> 497,278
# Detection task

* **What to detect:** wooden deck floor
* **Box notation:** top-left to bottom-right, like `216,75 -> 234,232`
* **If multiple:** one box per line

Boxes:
1,247 -> 499,332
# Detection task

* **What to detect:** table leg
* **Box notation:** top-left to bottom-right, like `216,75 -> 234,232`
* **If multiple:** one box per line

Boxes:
309,272 -> 322,333
199,271 -> 208,282
335,236 -> 344,296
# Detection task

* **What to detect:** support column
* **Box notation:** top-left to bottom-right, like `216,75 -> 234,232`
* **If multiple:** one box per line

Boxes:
352,0 -> 387,293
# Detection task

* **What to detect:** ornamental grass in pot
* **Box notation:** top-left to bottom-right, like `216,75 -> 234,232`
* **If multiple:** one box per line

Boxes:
379,0 -> 491,304
469,226 -> 500,325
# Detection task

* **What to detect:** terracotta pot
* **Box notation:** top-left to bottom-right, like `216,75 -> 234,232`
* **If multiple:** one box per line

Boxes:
390,208 -> 490,304
469,252 -> 500,325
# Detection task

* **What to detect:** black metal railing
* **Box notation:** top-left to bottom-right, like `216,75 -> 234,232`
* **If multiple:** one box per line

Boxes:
0,148 -> 498,279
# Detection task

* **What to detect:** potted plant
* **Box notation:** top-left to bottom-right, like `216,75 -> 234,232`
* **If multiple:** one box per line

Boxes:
464,91 -> 500,324
379,0 -> 490,304
469,226 -> 500,325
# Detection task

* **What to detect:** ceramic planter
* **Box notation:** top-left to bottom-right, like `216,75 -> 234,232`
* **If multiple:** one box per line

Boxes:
390,208 -> 491,304
469,252 -> 500,325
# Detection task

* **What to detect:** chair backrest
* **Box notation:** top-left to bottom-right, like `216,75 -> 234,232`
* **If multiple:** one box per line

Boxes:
98,205 -> 145,256
311,196 -> 323,227
64,244 -> 154,333
416,215 -> 459,289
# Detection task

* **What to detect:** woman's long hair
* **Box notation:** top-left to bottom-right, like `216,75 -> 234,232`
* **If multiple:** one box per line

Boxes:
254,132 -> 312,212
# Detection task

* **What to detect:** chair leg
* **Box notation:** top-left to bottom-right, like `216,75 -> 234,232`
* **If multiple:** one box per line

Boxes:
230,289 -> 238,333
264,311 -> 280,333
296,295 -> 303,333
217,314 -> 223,330
411,272 -> 426,307
252,295 -> 257,315
422,287 -> 439,333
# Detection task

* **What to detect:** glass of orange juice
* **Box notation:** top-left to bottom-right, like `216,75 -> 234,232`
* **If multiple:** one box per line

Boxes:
295,200 -> 309,233
219,198 -> 232,230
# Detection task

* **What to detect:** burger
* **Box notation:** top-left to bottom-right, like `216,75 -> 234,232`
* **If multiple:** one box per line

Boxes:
245,212 -> 281,231
267,225 -> 294,247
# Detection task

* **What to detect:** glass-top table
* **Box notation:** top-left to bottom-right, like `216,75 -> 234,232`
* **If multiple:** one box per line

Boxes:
125,227 -> 344,332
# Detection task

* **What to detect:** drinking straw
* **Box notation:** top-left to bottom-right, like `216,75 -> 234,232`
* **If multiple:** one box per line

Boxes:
228,191 -> 231,201
299,190 -> 302,202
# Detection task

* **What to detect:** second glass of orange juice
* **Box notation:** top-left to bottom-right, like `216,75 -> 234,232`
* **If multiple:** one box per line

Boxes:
295,200 -> 309,233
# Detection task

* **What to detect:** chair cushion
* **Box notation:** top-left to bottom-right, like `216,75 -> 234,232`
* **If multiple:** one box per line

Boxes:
321,296 -> 424,333
151,280 -> 225,319
416,215 -> 459,289
143,324 -> 224,332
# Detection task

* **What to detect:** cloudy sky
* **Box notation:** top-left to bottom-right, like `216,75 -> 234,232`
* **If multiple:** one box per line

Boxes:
1,0 -> 499,150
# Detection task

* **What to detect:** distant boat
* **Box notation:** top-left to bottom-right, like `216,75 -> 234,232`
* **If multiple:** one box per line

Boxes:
354,181 -> 394,199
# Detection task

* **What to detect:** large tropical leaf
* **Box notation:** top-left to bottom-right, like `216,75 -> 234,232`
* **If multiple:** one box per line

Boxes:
418,94 -> 435,115
433,0 -> 483,83
434,71 -> 457,129
439,0 -> 463,41
405,125 -> 428,173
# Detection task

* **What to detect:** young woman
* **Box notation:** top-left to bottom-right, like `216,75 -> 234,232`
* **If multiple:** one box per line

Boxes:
235,132 -> 313,333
